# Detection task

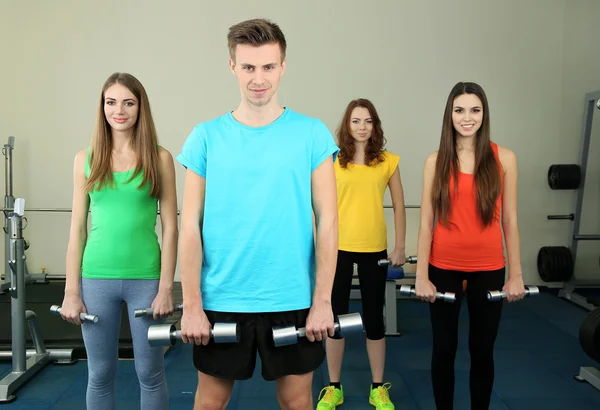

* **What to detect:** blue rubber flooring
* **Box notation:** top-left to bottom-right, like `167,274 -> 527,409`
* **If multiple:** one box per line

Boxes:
1,291 -> 599,409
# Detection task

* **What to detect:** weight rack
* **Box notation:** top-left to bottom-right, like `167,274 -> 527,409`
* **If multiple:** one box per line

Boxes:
557,90 -> 600,311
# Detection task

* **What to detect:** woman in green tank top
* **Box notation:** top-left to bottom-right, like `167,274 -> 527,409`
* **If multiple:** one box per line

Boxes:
59,72 -> 178,410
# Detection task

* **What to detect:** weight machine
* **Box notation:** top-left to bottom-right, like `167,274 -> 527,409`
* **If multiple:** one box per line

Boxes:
0,198 -> 76,403
556,91 -> 600,311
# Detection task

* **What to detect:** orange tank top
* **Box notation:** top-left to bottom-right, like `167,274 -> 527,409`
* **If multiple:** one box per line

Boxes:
429,142 -> 505,272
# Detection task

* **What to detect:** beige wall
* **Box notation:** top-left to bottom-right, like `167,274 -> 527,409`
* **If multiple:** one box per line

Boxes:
0,0 -> 597,286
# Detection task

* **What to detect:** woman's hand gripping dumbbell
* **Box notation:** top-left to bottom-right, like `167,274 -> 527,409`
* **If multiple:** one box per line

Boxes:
401,285 -> 456,303
378,255 -> 417,267
50,305 -> 98,324
272,312 -> 364,347
487,286 -> 539,302
134,303 -> 183,319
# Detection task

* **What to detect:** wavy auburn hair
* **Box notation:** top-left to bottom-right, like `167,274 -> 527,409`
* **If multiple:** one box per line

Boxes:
336,98 -> 386,168
432,82 -> 502,227
85,72 -> 160,198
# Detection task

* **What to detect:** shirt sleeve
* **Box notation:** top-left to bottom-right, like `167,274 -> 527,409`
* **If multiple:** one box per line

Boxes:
176,124 -> 207,177
311,119 -> 340,171
387,152 -> 400,180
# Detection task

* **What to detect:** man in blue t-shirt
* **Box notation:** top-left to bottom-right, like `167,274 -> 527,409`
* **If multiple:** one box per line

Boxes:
176,18 -> 340,409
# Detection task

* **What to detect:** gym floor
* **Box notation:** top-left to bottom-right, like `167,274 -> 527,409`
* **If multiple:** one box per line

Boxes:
1,291 -> 599,410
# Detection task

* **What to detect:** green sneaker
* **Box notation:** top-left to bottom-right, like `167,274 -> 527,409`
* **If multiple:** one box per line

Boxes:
369,383 -> 394,409
316,385 -> 344,409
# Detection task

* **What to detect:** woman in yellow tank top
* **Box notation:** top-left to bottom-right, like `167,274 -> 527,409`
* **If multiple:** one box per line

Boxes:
317,98 -> 406,410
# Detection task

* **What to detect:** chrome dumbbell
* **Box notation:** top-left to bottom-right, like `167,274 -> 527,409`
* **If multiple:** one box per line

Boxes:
378,255 -> 417,266
487,286 -> 540,301
272,312 -> 364,347
147,322 -> 240,347
134,303 -> 183,318
399,285 -> 456,303
50,305 -> 98,323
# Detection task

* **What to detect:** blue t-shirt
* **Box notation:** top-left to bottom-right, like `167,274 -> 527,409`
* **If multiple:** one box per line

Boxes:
176,108 -> 339,313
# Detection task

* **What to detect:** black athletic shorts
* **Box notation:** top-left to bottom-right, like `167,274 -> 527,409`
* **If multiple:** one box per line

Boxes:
192,308 -> 325,381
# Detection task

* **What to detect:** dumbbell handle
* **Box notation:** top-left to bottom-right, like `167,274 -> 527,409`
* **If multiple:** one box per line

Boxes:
378,255 -> 417,266
295,322 -> 341,339
50,305 -> 98,323
487,286 -> 540,301
134,303 -> 184,318
400,285 -> 456,303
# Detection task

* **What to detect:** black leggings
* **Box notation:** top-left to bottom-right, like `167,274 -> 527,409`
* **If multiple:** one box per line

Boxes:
330,250 -> 387,340
428,263 -> 505,410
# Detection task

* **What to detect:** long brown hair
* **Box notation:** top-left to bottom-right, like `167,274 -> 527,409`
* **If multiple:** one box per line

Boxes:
432,82 -> 501,227
336,98 -> 386,168
85,72 -> 160,198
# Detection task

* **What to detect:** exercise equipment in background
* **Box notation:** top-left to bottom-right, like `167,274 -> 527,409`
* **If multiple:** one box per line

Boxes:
0,199 -> 77,404
539,91 -> 600,311
575,306 -> 600,391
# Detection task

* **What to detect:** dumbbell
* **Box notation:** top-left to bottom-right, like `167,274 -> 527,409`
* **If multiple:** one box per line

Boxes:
487,286 -> 540,301
378,255 -> 417,266
50,305 -> 99,323
399,285 -> 456,303
272,312 -> 364,347
147,322 -> 240,347
134,303 -> 183,318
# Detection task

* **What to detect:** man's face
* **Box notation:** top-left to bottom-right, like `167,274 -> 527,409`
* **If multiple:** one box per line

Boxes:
230,42 -> 285,107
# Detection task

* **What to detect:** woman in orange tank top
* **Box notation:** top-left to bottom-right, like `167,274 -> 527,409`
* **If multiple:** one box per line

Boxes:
415,82 -> 526,410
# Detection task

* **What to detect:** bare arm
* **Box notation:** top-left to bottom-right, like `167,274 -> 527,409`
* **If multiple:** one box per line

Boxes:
64,150 -> 90,298
311,156 -> 338,304
179,169 -> 206,313
416,153 -> 437,280
156,148 -> 178,293
388,166 -> 406,253
499,147 -> 522,279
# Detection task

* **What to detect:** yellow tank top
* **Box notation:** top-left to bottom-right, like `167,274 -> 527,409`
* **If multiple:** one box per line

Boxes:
334,151 -> 400,252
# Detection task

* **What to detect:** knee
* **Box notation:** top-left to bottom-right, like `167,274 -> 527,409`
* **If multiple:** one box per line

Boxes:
88,365 -> 117,389
364,317 -> 385,340
135,358 -> 165,388
278,392 -> 311,410
432,341 -> 458,359
194,387 -> 230,410
363,310 -> 385,340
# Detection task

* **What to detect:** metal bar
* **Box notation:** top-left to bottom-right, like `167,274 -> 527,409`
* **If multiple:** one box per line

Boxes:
11,217 -> 25,373
4,136 -> 14,200
25,311 -> 47,355
547,214 -> 574,220
569,91 -> 600,269
573,234 -> 600,241
0,205 -> 422,213
0,349 -> 74,362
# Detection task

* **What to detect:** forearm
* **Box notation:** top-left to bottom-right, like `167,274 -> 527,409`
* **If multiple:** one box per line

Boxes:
158,226 -> 178,291
179,227 -> 203,311
312,213 -> 338,304
393,205 -> 406,251
64,230 -> 87,297
416,227 -> 433,280
503,220 -> 522,278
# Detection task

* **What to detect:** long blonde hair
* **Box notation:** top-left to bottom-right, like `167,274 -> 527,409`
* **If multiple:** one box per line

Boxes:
85,72 -> 160,198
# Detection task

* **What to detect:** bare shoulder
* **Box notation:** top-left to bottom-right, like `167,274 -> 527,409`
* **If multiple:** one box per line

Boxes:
158,146 -> 174,164
74,149 -> 88,170
425,151 -> 438,169
496,144 -> 517,172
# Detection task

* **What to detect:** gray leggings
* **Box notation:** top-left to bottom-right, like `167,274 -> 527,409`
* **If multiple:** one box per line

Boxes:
81,278 -> 169,410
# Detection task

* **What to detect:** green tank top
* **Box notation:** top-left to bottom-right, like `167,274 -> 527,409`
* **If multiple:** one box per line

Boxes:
81,149 -> 161,280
